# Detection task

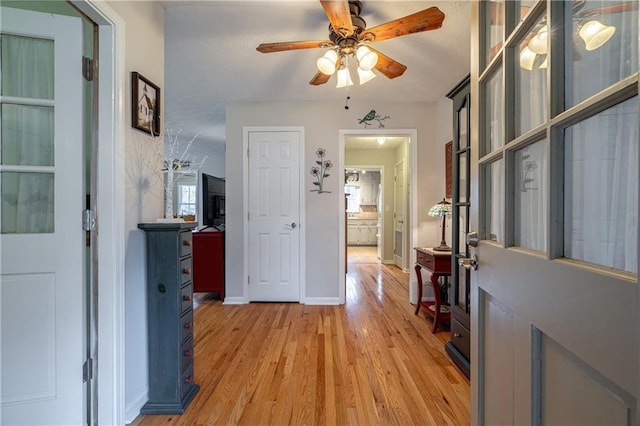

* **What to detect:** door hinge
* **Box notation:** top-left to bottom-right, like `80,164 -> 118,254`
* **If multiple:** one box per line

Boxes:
247,212 -> 250,221
248,276 -> 250,285
247,147 -> 250,158
83,358 -> 93,382
82,56 -> 95,81
83,209 -> 96,231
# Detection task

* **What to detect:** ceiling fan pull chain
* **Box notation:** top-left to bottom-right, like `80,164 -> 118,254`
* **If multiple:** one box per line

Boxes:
344,92 -> 351,110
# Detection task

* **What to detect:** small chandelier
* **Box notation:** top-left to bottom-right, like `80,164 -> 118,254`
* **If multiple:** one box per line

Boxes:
316,44 -> 379,87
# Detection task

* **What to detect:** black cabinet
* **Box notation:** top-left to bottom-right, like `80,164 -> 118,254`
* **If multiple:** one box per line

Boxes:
444,75 -> 471,378
138,222 -> 199,414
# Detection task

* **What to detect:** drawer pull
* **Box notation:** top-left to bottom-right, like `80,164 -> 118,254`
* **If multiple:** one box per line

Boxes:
182,267 -> 191,275
454,332 -> 461,337
184,322 -> 193,330
183,294 -> 192,302
183,239 -> 192,247
185,375 -> 194,385
184,349 -> 193,357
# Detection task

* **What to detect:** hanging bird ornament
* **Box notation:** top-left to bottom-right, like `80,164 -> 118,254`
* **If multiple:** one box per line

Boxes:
358,110 -> 390,128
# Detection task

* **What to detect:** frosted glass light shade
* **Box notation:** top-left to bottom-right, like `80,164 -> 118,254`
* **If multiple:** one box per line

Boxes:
356,45 -> 378,71
316,50 -> 338,75
528,25 -> 548,55
336,67 -> 353,88
519,46 -> 536,71
579,20 -> 616,51
357,67 -> 376,85
539,55 -> 548,69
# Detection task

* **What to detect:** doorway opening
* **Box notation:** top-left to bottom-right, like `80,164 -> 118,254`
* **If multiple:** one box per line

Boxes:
345,166 -> 382,266
339,130 -> 416,305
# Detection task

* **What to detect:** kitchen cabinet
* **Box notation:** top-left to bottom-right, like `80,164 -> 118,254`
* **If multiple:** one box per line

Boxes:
358,172 -> 380,205
347,219 -> 378,245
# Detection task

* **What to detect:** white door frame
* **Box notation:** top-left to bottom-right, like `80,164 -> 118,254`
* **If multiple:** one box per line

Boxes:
242,126 -> 306,303
338,128 -> 417,305
70,2 -> 126,425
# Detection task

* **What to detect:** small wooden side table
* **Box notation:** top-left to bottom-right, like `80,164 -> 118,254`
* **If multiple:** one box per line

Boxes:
414,247 -> 452,333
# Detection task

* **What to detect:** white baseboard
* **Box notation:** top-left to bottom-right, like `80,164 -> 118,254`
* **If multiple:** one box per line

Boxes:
223,296 -> 247,305
304,297 -> 341,305
125,390 -> 147,424
382,259 -> 394,264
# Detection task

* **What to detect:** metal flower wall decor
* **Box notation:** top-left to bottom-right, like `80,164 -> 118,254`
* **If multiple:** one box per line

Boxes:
310,147 -> 332,194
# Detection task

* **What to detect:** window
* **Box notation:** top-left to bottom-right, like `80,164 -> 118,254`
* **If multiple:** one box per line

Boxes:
478,0 -> 638,273
345,185 -> 360,213
177,184 -> 196,216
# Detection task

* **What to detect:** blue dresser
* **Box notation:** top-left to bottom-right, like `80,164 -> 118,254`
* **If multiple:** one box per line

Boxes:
138,222 -> 199,414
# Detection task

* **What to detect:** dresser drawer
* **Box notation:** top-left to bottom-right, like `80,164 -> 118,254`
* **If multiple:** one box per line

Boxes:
417,251 -> 434,270
181,362 -> 195,400
451,318 -> 470,360
180,282 -> 193,314
179,231 -> 192,258
180,257 -> 192,285
180,310 -> 193,343
180,337 -> 194,372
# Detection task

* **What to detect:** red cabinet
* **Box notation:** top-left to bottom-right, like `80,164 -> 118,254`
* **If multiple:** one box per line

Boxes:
192,228 -> 224,298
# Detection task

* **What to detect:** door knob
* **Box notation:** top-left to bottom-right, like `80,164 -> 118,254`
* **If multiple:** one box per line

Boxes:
285,222 -> 297,229
458,253 -> 478,270
466,231 -> 479,247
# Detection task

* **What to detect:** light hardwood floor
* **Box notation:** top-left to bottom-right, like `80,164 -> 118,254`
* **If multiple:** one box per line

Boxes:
131,258 -> 470,425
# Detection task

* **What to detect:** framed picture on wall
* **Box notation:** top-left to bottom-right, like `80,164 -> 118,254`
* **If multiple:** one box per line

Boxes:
445,140 -> 453,198
131,72 -> 160,135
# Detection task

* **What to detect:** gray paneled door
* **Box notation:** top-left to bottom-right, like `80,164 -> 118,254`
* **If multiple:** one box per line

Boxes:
471,2 -> 639,424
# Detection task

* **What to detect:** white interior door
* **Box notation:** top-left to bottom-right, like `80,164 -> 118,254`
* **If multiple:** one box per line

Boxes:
248,130 -> 301,302
393,160 -> 406,269
0,7 -> 85,425
471,2 -> 639,424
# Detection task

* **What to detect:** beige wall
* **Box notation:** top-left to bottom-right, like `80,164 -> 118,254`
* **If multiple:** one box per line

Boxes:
226,99 -> 446,302
106,0 -> 165,421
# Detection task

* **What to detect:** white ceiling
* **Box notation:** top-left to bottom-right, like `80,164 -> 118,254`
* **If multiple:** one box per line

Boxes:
162,0 -> 471,151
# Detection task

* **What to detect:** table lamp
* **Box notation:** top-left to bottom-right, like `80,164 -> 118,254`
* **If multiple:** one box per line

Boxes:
428,198 -> 452,251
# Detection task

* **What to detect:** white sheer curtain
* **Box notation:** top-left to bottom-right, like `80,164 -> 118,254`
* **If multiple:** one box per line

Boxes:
563,5 -> 638,273
0,34 -> 55,234
565,98 -> 638,273
515,141 -> 547,251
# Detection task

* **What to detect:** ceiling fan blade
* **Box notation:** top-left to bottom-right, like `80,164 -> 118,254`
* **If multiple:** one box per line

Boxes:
361,7 -> 445,43
369,47 -> 406,79
256,40 -> 332,53
320,0 -> 354,37
309,71 -> 332,86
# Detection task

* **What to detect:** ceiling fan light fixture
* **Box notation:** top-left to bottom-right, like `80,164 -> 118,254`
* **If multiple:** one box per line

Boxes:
528,25 -> 548,55
356,45 -> 378,71
579,20 -> 616,51
539,55 -> 548,69
519,46 -> 536,71
357,67 -> 376,85
317,49 -> 338,75
336,67 -> 354,88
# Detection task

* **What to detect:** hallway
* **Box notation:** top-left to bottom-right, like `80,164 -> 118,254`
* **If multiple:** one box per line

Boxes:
132,260 -> 470,425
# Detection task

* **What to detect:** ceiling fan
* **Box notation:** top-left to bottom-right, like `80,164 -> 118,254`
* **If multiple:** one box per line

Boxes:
256,0 -> 445,87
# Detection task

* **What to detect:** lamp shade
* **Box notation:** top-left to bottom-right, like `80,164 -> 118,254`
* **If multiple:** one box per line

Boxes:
356,45 -> 378,71
357,67 -> 376,85
528,25 -> 548,55
317,50 -> 338,75
428,199 -> 452,217
336,67 -> 353,88
579,20 -> 616,51
519,46 -> 536,71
